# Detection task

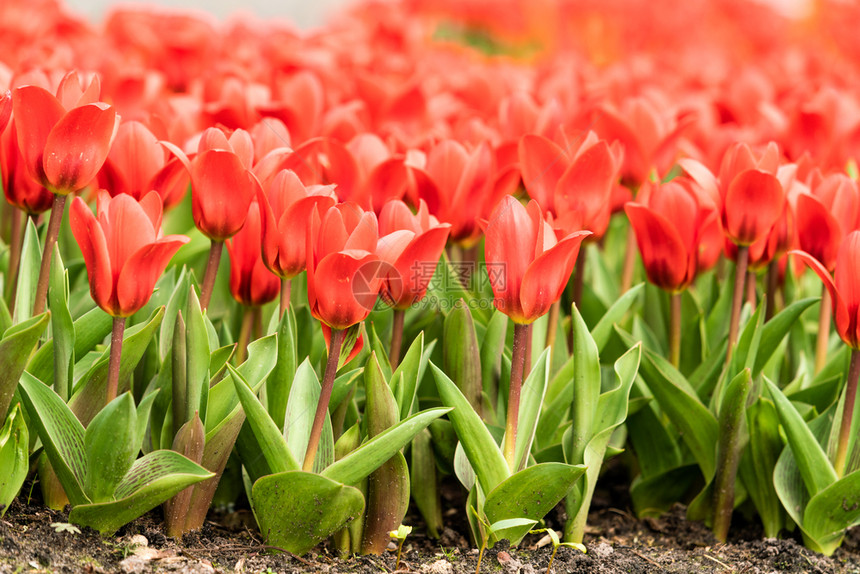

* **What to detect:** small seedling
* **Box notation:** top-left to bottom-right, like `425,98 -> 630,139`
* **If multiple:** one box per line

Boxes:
530,528 -> 586,574
389,524 -> 412,570
50,522 -> 81,534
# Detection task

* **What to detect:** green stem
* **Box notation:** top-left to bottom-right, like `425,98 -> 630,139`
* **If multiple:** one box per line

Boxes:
503,323 -> 530,472
32,194 -> 67,316
303,327 -> 345,471
669,291 -> 682,368
199,240 -> 223,311
726,245 -> 749,364
106,316 -> 126,405
279,278 -> 291,319
620,224 -> 637,293
236,306 -> 254,364
545,300 -> 562,352
765,259 -> 779,322
815,287 -> 832,375
746,270 -> 757,309
389,308 -> 405,370
834,349 -> 860,477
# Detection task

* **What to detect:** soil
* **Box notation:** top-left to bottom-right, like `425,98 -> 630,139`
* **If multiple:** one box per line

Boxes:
2,473 -> 860,574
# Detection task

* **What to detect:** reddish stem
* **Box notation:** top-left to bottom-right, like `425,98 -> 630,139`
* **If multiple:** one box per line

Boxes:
389,308 -> 405,370
106,316 -> 126,405
834,349 -> 860,477
503,323 -> 530,471
726,246 -> 749,363
303,327 -> 346,471
32,194 -> 67,316
199,240 -> 223,311
279,278 -> 291,319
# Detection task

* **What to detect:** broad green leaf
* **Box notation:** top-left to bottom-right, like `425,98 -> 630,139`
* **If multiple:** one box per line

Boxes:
616,326 -> 718,480
159,268 -> 190,360
568,305 -> 601,468
251,470 -> 365,556
27,308 -> 112,385
766,377 -> 838,497
431,363 -> 509,492
69,307 -> 164,427
17,372 -> 88,505
484,462 -> 586,545
444,302 -> 483,416
12,217 -> 40,324
738,398 -> 785,538
49,244 -> 74,401
0,404 -> 29,516
84,393 -> 138,503
266,307 -> 297,431
330,368 -> 363,413
411,429 -> 442,538
229,364 -> 298,474
479,311 -> 508,418
391,332 -> 424,421
365,353 -> 399,436
591,283 -> 643,353
705,264 -> 736,349
322,407 -> 451,486
367,322 -> 392,380
630,464 -> 699,518
534,359 -> 572,450
804,469 -> 860,553
0,312 -> 49,422
361,451 -> 410,554
282,359 -> 331,469
513,348 -> 550,471
185,288 -> 210,425
754,298 -> 818,377
69,449 -> 214,534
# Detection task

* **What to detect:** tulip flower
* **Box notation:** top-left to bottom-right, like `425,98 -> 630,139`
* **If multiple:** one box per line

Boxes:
304,202 -> 381,471
792,231 -> 860,477
625,178 -> 720,366
483,195 -> 590,470
257,170 -> 337,315
70,191 -> 189,405
11,77 -> 120,316
0,91 -> 11,135
377,199 -> 451,366
225,201 -> 279,362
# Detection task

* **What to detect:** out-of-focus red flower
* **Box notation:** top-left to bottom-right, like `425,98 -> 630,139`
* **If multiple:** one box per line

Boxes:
483,196 -> 590,324
681,142 -> 786,247
793,231 -> 860,349
376,199 -> 451,309
519,131 -> 621,238
625,178 -> 720,292
12,77 -> 119,195
795,172 -> 860,272
307,202 -> 381,330
258,169 -> 337,279
225,201 -> 279,307
1,119 -> 54,214
0,91 -> 11,135
98,120 -> 190,207
69,191 -> 189,317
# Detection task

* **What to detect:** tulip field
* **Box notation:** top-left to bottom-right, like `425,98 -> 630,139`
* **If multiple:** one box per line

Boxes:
3,0 -> 860,571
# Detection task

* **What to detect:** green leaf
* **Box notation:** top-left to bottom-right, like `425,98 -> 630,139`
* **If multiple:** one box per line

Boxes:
430,363 -> 509,493
69,307 -> 164,427
84,393 -> 138,503
27,308 -> 112,385
765,378 -> 837,497
365,353 -> 399,436
12,217 -> 40,324
804,469 -> 860,553
185,288 -> 210,425
283,359 -> 332,470
251,470 -> 365,556
615,326 -> 718,480
738,398 -> 785,538
228,364 -> 298,474
159,268 -> 191,360
443,302 -> 483,415
480,311 -> 508,419
411,429 -> 442,538
361,451 -> 410,554
17,372 -> 88,506
0,312 -> 49,422
513,348 -> 550,471
753,298 -> 818,378
483,462 -> 586,545
591,284 -> 643,353
0,404 -> 29,515
322,407 -> 451,486
391,332 -> 424,421
69,450 -> 214,534
568,305 -> 601,468
266,307 -> 298,431
49,244 -> 74,402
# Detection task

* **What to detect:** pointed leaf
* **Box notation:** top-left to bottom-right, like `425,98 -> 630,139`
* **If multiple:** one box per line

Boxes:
753,298 -> 818,377
513,348 -> 550,471
591,284 -> 643,352
266,307 -> 298,431
391,331 -> 424,421
804,469 -> 860,552
49,244 -> 74,402
84,393 -> 138,503
0,312 -> 49,422
27,308 -> 112,386
0,404 -> 29,515
12,217 -> 40,324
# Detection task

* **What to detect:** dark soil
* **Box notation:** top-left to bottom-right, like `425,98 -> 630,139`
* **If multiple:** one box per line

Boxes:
2,474 -> 860,574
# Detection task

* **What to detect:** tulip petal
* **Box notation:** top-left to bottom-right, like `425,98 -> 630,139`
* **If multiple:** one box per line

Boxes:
834,232 -> 860,348
312,251 -> 379,329
116,236 -> 190,317
391,225 -> 451,308
12,86 -> 65,187
520,230 -> 591,322
625,203 -> 690,292
555,140 -> 616,235
723,169 -> 784,245
484,196 -> 538,319
44,103 -> 118,194
796,193 -> 841,271
190,149 -> 258,240
69,197 -> 114,314
519,134 -> 569,212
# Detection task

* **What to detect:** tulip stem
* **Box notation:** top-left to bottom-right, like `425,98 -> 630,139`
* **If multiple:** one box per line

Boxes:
726,246 -> 749,363
236,306 -> 254,364
389,308 -> 405,369
621,223 -> 637,293
303,327 -> 345,472
765,260 -> 779,321
5,208 -> 22,311
32,194 -> 67,316
815,287 -> 832,374
106,316 -> 126,405
199,240 -> 224,311
834,349 -> 860,477
279,278 -> 291,318
545,300 -> 562,351
566,249 -> 589,352
669,292 -> 682,368
746,270 -> 757,309
503,323 -> 530,472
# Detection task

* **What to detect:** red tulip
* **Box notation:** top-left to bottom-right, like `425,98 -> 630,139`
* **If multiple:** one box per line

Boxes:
793,231 -> 860,349
795,173 -> 860,272
307,203 -> 381,330
0,91 -> 11,135
257,169 -> 337,279
226,201 -> 280,307
1,119 -> 54,214
70,191 -> 189,317
12,83 -> 118,195
625,179 -> 720,293
519,131 -> 621,238
483,196 -> 590,324
377,199 -> 451,310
